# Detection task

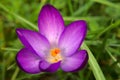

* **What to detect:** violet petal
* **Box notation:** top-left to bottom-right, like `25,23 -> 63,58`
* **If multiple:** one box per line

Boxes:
16,48 -> 41,74
59,20 -> 87,56
38,4 -> 64,44
61,50 -> 88,72
39,60 -> 60,72
16,28 -> 50,58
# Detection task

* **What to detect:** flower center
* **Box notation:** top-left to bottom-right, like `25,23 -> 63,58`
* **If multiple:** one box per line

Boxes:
47,48 -> 63,63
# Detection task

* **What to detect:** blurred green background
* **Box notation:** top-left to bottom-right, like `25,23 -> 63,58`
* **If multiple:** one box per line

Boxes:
0,0 -> 120,80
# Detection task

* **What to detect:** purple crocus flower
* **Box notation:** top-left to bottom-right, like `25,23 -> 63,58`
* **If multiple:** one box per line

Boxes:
16,4 -> 88,74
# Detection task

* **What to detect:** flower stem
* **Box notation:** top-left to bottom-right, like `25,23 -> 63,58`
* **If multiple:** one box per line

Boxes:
81,42 -> 106,80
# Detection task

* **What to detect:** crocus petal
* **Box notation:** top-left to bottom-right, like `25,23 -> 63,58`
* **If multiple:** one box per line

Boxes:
16,48 -> 41,74
16,28 -> 50,58
59,20 -> 87,56
39,61 -> 60,72
38,4 -> 64,44
61,50 -> 88,72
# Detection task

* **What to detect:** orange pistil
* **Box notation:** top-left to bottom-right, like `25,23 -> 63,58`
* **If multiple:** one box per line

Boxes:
50,48 -> 60,57
47,48 -> 62,63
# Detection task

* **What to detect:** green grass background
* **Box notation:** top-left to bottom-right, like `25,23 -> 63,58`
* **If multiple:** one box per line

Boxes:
0,0 -> 120,80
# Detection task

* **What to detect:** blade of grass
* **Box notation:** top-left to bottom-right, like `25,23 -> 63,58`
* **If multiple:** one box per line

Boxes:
63,16 -> 107,21
1,47 -> 20,52
2,55 -> 5,80
81,42 -> 106,80
35,0 -> 46,14
7,63 -> 16,70
16,73 -> 44,80
107,47 -> 120,55
73,1 -> 94,16
11,67 -> 19,80
68,0 -> 73,15
0,3 -> 38,30
95,20 -> 120,39
91,0 -> 120,10
105,47 -> 120,68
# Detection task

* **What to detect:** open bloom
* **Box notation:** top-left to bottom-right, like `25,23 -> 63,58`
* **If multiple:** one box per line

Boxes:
16,4 -> 88,74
